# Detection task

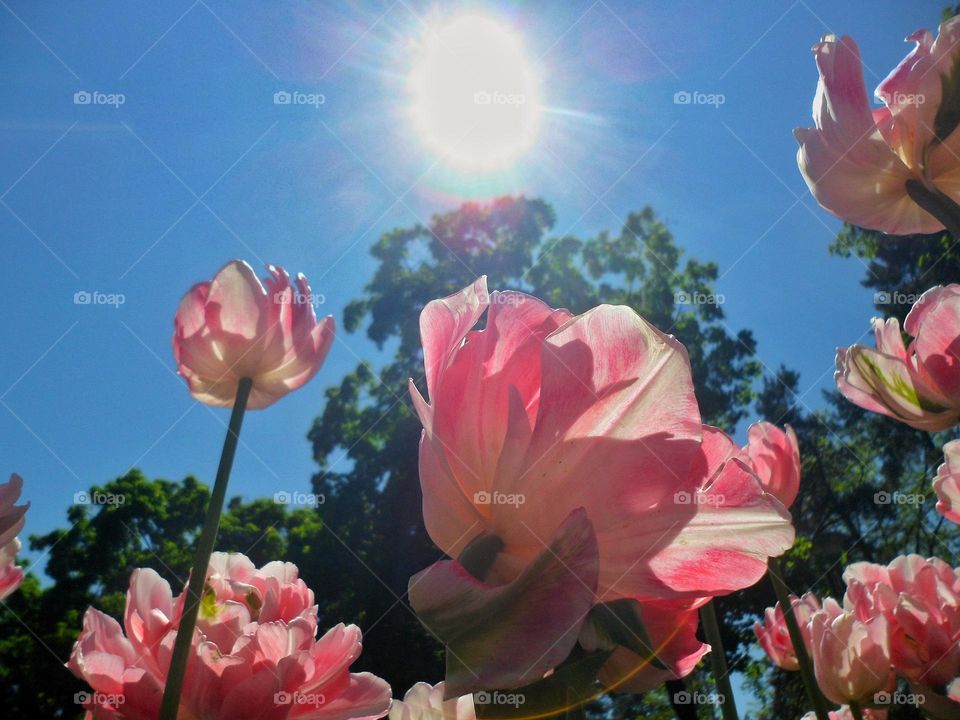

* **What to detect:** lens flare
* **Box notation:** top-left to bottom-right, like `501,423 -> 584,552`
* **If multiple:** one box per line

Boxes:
408,15 -> 541,172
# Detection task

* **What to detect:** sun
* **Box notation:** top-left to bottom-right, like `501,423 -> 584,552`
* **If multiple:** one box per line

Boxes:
408,15 -> 541,172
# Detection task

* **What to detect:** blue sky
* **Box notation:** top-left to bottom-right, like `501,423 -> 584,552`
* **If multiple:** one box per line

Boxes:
0,0 -> 946,583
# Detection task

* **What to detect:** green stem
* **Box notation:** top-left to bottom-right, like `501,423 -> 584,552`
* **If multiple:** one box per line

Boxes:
905,179 -> 960,238
768,557 -> 831,720
848,701 -> 865,720
158,378 -> 253,720
700,600 -> 740,720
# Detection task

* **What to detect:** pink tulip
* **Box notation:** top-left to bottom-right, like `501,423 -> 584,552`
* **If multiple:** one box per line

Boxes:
795,17 -> 960,235
174,260 -> 335,409
0,473 -> 28,548
754,592 -> 821,671
68,552 -> 391,719
742,422 -> 801,508
836,286 -> 960,430
802,708 -> 887,720
844,555 -> 960,691
407,278 -> 794,694
949,678 -> 960,702
0,539 -> 23,601
934,439 -> 960,524
810,607 -> 892,705
388,683 -> 475,720
593,598 -> 710,694
0,474 -> 28,601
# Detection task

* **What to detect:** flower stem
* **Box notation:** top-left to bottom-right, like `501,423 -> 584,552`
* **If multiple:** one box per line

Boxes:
158,378 -> 253,720
768,557 -> 831,720
848,701 -> 865,720
905,180 -> 960,238
700,600 -> 740,720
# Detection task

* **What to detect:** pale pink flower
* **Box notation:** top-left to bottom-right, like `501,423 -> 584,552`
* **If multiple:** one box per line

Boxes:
836,286 -> 960,430
802,707 -> 887,720
388,683 -> 474,720
795,18 -> 960,234
174,260 -> 335,409
67,552 -> 390,719
810,607 -> 892,705
0,539 -> 23,601
844,555 -> 960,691
934,439 -> 960,524
407,278 -> 794,693
754,592 -> 821,670
742,422 -> 801,508
0,474 -> 28,601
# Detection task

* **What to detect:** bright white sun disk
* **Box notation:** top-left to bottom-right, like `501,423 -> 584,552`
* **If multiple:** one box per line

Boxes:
409,15 -> 541,171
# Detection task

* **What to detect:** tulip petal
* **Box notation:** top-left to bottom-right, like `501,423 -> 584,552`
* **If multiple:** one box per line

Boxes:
835,344 -> 958,430
597,599 -> 710,694
795,35 -> 938,234
934,439 -> 960,524
408,508 -> 599,696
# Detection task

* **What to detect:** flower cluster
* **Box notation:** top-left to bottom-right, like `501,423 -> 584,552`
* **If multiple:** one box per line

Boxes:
756,555 -> 960,718
67,552 -> 391,719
